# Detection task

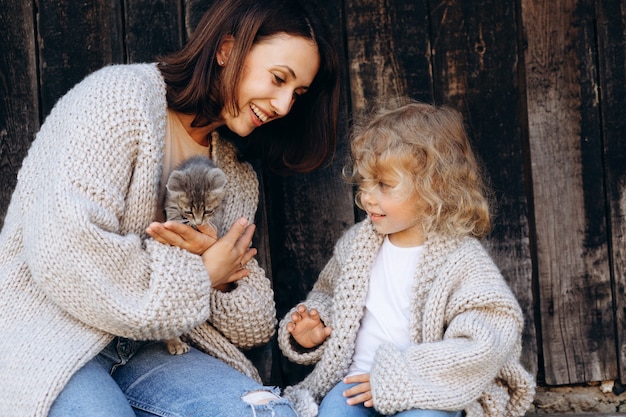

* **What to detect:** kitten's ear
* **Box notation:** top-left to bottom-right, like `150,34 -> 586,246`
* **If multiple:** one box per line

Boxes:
208,169 -> 227,191
166,171 -> 187,192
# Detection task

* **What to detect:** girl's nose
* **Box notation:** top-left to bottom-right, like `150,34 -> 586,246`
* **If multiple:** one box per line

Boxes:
360,189 -> 374,205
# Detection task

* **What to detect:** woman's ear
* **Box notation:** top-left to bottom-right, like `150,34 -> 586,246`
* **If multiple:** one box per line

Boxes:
217,35 -> 235,66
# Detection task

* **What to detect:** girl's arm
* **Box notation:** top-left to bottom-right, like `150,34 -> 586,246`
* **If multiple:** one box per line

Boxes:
277,254 -> 339,365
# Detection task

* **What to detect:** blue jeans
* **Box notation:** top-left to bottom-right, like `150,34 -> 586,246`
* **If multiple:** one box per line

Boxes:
49,338 -> 296,417
318,381 -> 464,417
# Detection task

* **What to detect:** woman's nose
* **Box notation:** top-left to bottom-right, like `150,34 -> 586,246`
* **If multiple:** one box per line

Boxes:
271,91 -> 294,117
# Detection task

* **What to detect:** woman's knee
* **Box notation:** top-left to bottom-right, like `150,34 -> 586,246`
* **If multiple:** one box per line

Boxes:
49,358 -> 135,417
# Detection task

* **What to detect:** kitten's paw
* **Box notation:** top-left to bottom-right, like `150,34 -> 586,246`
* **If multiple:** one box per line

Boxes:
165,337 -> 190,355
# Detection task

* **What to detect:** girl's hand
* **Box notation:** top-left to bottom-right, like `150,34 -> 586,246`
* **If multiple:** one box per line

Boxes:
343,374 -> 373,407
286,304 -> 332,348
200,218 -> 257,288
146,221 -> 218,255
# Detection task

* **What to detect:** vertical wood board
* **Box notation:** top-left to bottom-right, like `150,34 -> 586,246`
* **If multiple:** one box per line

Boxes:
124,0 -> 183,63
522,0 -> 616,385
596,0 -> 626,383
0,0 -> 39,228
344,0 -> 432,112
36,0 -> 124,116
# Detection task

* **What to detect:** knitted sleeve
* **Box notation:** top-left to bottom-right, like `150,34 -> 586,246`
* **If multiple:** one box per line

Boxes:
277,251 -> 340,365
207,258 -> 277,348
19,65 -> 215,341
370,242 -> 529,415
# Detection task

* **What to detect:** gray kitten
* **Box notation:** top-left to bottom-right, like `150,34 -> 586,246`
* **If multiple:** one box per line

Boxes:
163,155 -> 227,354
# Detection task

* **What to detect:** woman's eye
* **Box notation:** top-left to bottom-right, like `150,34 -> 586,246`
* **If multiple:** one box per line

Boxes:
273,74 -> 285,84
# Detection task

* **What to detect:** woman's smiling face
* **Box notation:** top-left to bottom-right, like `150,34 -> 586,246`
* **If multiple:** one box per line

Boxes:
222,33 -> 320,137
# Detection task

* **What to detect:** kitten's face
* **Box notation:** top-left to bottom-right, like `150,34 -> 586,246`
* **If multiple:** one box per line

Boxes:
176,189 -> 223,230
165,158 -> 227,231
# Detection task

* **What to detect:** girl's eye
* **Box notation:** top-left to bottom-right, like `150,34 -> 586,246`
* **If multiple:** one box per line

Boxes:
273,74 -> 285,84
378,182 -> 389,190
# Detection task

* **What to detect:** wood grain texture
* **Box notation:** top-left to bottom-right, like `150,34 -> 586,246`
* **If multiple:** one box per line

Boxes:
37,0 -> 124,116
345,0 -> 432,111
596,0 -> 626,384
125,0 -> 183,63
522,0 -> 616,384
0,0 -> 39,228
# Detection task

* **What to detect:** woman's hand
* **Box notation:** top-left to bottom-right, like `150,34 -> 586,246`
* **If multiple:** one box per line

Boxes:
343,374 -> 373,407
200,218 -> 257,288
286,304 -> 332,348
147,218 -> 257,289
146,221 -> 217,255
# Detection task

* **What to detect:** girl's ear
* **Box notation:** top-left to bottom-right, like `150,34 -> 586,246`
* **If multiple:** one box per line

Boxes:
217,35 -> 235,66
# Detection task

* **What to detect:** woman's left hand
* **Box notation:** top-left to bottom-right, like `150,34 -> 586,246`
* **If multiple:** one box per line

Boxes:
343,374 -> 373,407
146,221 -> 217,255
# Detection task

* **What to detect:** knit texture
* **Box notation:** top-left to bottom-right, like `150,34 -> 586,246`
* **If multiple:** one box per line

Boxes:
278,220 -> 535,417
0,64 -> 276,416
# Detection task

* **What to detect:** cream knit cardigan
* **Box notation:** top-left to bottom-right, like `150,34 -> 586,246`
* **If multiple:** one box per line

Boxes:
278,220 -> 535,417
0,64 -> 276,416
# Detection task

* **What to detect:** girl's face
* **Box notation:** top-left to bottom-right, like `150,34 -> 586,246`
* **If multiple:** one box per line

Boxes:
222,33 -> 320,137
359,173 -> 425,247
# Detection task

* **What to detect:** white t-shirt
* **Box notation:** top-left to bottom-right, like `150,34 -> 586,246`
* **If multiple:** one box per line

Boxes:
347,236 -> 424,376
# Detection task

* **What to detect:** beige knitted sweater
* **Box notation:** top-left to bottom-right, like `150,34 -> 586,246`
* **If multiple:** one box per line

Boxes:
0,64 -> 276,417
278,220 -> 535,417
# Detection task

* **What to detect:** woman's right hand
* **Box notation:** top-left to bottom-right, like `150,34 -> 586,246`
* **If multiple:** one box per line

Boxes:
200,218 -> 257,288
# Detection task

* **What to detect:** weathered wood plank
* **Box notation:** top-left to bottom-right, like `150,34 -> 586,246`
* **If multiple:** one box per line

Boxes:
596,0 -> 626,384
0,0 -> 39,228
522,0 -> 616,384
37,0 -> 124,116
429,0 -> 537,376
344,0 -> 432,112
125,0 -> 183,63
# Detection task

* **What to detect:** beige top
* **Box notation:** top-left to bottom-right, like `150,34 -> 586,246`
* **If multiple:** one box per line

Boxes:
155,109 -> 211,222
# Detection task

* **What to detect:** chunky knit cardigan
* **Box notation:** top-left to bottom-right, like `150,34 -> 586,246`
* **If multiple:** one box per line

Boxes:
0,64 -> 276,417
278,220 -> 535,417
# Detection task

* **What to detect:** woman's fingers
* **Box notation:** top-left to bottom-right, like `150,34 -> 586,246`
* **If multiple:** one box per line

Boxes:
146,221 -> 217,255
202,218 -> 259,287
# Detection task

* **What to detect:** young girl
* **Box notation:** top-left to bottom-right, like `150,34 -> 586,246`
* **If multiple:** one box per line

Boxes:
278,101 -> 536,417
0,0 -> 338,416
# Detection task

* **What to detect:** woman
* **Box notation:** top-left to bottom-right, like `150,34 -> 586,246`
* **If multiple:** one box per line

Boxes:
0,0 -> 339,416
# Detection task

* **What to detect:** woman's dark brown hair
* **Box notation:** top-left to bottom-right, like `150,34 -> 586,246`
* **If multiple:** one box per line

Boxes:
158,0 -> 340,174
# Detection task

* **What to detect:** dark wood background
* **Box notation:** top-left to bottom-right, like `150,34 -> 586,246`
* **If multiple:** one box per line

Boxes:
1,0 -> 625,392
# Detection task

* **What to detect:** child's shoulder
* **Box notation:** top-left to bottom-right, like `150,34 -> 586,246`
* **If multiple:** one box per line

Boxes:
338,219 -> 377,243
333,219 -> 383,257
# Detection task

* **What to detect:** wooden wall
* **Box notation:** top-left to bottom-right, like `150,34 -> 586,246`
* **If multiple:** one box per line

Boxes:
1,0 -> 625,390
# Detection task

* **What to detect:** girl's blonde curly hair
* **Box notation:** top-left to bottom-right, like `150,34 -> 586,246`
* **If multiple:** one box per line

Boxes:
345,98 -> 493,239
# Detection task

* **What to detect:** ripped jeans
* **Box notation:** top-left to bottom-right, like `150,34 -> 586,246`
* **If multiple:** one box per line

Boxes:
49,338 -> 296,417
